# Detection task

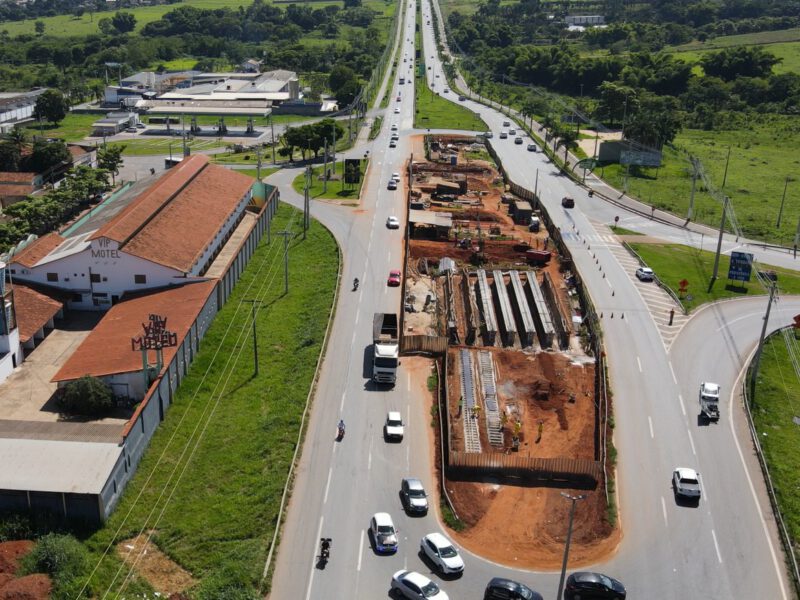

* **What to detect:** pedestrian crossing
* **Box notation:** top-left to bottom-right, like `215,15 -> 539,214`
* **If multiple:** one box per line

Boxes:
591,222 -> 689,349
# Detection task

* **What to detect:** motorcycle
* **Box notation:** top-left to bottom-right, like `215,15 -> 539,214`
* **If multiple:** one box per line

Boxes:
337,424 -> 345,440
588,190 -> 594,197
319,537 -> 332,566
353,278 -> 359,291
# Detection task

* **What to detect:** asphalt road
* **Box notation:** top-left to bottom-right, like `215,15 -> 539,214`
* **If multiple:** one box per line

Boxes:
268,0 -> 799,597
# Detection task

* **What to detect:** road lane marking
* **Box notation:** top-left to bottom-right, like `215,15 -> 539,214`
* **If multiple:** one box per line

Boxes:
606,277 -> 613,289
678,393 -> 686,416
648,416 -> 654,439
305,516 -> 325,600
340,391 -> 345,412
357,529 -> 365,571
687,429 -> 696,456
355,311 -> 360,328
407,445 -> 410,470
661,496 -> 668,527
637,356 -> 642,373
323,465 -> 333,504
669,361 -> 677,384
711,529 -> 723,563
715,311 -> 761,332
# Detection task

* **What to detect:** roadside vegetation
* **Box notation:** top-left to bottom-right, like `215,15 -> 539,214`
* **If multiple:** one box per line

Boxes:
291,159 -> 368,201
750,332 -> 800,572
626,242 -> 800,312
73,203 -> 338,597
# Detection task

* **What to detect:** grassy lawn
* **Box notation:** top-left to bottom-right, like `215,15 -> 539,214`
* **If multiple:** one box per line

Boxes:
291,159 -> 368,200
627,242 -> 800,312
22,113 -> 99,143
599,116 -> 800,245
610,225 -> 642,236
228,167 -> 279,179
109,136 -> 226,156
369,116 -> 384,140
670,40 -> 800,76
81,203 -> 338,597
750,332 -> 800,571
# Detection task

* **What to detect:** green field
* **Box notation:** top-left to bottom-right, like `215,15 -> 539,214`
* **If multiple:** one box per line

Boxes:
291,159 -> 367,200
22,113 -> 100,143
671,41 -> 800,75
627,242 -> 800,312
751,332 -> 800,573
81,203 -> 338,596
599,116 -> 800,244
229,166 -> 279,179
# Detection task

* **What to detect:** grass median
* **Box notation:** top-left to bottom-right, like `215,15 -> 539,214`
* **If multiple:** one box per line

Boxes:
627,241 -> 800,312
81,202 -> 339,597
291,159 -> 368,201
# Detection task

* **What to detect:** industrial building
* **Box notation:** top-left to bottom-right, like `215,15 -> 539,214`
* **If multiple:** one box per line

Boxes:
0,155 -> 279,522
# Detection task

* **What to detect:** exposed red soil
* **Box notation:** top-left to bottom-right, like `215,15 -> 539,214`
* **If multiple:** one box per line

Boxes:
0,542 -> 51,600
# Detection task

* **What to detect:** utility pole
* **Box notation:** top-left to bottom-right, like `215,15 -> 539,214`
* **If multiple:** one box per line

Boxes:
794,215 -> 800,259
332,127 -> 337,173
688,158 -> 698,221
270,114 -> 276,165
256,147 -> 262,181
777,176 -> 790,228
323,139 -> 328,194
303,166 -> 311,239
721,146 -> 732,189
276,231 -> 292,294
534,168 -> 539,208
556,493 -> 586,600
243,299 -> 263,376
709,195 -> 729,291
750,283 -> 777,397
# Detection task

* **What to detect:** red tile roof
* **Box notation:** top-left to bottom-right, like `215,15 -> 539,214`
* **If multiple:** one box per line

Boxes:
11,233 -> 65,268
51,280 -> 217,382
11,283 -> 63,343
0,184 -> 35,197
91,155 -> 254,273
0,172 -> 36,184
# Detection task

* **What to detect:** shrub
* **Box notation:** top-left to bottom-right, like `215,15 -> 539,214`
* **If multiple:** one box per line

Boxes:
59,375 -> 114,416
21,533 -> 87,577
194,565 -> 260,600
0,512 -> 33,542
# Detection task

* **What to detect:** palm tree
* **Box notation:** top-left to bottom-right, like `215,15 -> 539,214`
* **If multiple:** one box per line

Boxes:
4,127 -> 28,154
555,127 -> 579,166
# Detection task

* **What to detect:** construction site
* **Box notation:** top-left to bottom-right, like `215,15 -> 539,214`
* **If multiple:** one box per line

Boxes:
402,134 -> 617,568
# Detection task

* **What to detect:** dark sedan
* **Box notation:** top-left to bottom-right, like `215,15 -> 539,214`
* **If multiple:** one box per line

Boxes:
565,571 -> 626,600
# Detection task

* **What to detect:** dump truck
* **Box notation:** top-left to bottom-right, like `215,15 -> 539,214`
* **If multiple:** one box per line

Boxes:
699,381 -> 720,421
373,313 -> 399,384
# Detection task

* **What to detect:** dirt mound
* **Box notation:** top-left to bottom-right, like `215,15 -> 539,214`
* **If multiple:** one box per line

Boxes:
0,574 -> 51,600
0,542 -> 33,575
117,534 -> 196,596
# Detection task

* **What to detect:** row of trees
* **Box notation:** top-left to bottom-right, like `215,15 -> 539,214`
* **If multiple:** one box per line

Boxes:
280,119 -> 346,160
0,162 -> 112,253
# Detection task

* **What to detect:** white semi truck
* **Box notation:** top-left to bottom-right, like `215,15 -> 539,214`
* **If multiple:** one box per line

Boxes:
699,381 -> 720,421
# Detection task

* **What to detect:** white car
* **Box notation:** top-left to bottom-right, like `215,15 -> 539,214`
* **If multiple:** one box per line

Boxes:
391,124 -> 398,131
673,467 -> 701,500
394,107 -> 401,114
391,570 -> 449,600
370,512 -> 399,553
386,216 -> 400,229
391,172 -> 401,182
635,266 -> 655,281
420,532 -> 464,575
385,411 -> 404,440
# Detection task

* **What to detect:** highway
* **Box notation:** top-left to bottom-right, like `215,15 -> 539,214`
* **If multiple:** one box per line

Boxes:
268,0 -> 799,597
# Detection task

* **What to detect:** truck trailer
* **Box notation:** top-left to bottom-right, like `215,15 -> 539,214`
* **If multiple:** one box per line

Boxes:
373,313 -> 399,384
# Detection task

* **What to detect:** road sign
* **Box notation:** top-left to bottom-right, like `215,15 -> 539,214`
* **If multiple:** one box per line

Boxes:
728,251 -> 754,282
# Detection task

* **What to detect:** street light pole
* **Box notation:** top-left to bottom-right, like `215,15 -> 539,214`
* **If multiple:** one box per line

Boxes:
777,176 -> 790,228
556,493 -> 585,600
243,299 -> 262,376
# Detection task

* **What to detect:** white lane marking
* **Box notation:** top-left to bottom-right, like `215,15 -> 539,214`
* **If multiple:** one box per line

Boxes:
340,391 -> 345,412
357,529 -> 365,571
678,393 -> 686,416
711,529 -> 723,563
368,447 -> 372,471
606,277 -> 613,289
669,361 -> 677,384
729,357 -> 789,600
351,330 -> 357,349
687,429 -> 697,456
715,311 -> 762,332
637,356 -> 642,373
648,416 -> 654,439
323,464 -> 333,504
305,516 -> 325,600
407,445 -> 410,470
355,311 -> 360,328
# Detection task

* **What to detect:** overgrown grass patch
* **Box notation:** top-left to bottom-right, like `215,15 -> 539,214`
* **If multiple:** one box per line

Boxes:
80,203 -> 338,597
23,113 -> 99,142
628,242 -> 800,312
751,332 -> 800,568
291,159 -> 367,200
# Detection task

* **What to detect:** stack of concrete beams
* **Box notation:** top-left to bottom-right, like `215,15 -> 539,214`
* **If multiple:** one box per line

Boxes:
475,270 -> 498,346
508,270 -> 536,348
445,269 -> 459,344
491,270 -> 516,347
461,274 -> 479,345
524,271 -> 555,348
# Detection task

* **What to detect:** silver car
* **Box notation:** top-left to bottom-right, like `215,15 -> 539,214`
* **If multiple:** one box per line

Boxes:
673,467 -> 701,500
401,478 -> 428,514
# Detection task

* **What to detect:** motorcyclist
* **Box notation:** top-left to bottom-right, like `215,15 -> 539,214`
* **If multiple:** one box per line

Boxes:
320,537 -> 331,559
338,419 -> 345,434
353,277 -> 359,290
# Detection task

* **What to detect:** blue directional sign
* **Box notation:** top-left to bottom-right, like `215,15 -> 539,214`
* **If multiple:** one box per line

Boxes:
728,251 -> 754,282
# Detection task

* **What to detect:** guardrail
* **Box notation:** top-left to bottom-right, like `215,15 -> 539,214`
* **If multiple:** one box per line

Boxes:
743,327 -> 800,596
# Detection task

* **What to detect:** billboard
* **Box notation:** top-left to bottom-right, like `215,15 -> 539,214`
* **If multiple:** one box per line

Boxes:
620,150 -> 662,167
728,251 -> 754,282
344,159 -> 361,184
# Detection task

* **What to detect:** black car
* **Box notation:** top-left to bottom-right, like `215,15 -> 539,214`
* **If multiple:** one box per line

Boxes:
484,577 -> 543,600
565,571 -> 626,600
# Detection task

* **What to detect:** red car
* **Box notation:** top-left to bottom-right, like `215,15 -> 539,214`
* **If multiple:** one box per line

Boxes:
387,270 -> 402,286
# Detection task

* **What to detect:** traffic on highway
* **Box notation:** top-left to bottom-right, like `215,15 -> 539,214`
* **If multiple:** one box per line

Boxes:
268,0 -> 797,597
